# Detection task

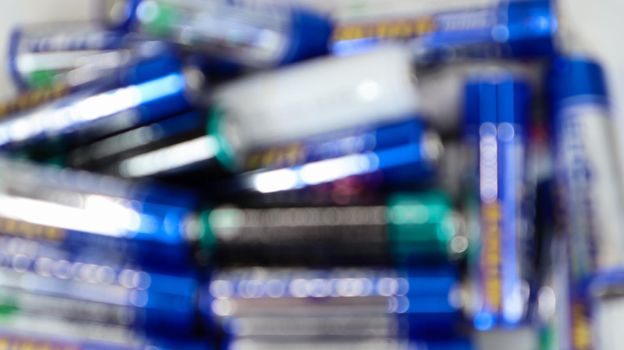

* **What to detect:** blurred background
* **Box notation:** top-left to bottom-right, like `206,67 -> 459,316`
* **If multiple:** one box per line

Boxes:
1,1 -> 624,350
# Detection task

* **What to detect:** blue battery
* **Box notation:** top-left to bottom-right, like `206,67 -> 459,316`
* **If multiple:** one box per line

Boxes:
200,267 -> 462,340
464,72 -> 531,329
213,119 -> 440,196
548,57 -> 624,350
0,45 -> 181,120
0,244 -> 198,335
0,157 -> 198,269
137,0 -> 332,68
242,118 -> 432,171
549,56 -> 624,277
333,0 -> 556,62
0,53 -> 191,152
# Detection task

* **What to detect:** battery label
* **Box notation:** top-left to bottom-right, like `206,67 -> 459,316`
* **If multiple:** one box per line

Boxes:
139,0 -> 291,67
0,84 -> 70,118
0,335 -> 81,350
332,8 -> 495,54
0,217 -> 65,241
333,17 -> 436,43
557,104 -> 624,273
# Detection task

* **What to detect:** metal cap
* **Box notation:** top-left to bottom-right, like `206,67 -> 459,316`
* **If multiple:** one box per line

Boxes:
464,72 -> 531,133
548,55 -> 608,111
500,0 -> 557,57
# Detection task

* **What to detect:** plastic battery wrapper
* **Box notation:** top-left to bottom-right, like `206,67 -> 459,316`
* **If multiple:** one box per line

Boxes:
8,22 -> 135,90
136,0 -> 332,68
200,267 -> 464,340
200,190 -> 466,267
0,156 -> 198,270
0,53 -> 193,156
463,72 -> 532,329
332,0 -> 556,64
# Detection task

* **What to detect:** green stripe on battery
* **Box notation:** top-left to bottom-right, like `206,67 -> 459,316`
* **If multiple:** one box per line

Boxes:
140,0 -> 178,36
27,70 -> 60,90
207,107 -> 237,172
0,299 -> 18,318
539,324 -> 556,350
199,209 -> 217,251
387,190 -> 456,260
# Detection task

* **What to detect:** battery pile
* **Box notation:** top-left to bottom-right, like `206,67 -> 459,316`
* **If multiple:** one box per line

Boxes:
0,0 -> 622,349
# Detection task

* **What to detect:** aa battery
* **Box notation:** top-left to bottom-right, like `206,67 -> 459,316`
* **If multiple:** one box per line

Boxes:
463,72 -> 532,329
136,0 -> 332,68
201,190 -> 465,266
201,267 -> 463,340
0,157 -> 198,269
0,52 -> 192,153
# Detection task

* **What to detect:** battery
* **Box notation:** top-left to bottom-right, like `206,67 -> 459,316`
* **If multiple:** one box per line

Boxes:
0,156 -> 198,269
0,269 -> 197,335
8,23 -> 132,90
66,111 -> 206,172
201,267 -> 463,339
136,0 -> 332,68
411,0 -> 556,64
238,118 -> 438,173
549,56 -> 624,275
463,72 -> 532,329
332,0 -> 556,63
0,53 -> 192,154
200,190 -> 465,266
547,57 -> 624,350
209,46 -> 421,168
0,266 -> 198,342
0,245 -> 198,319
210,123 -> 440,198
100,117 -> 440,203
0,44 -> 182,121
